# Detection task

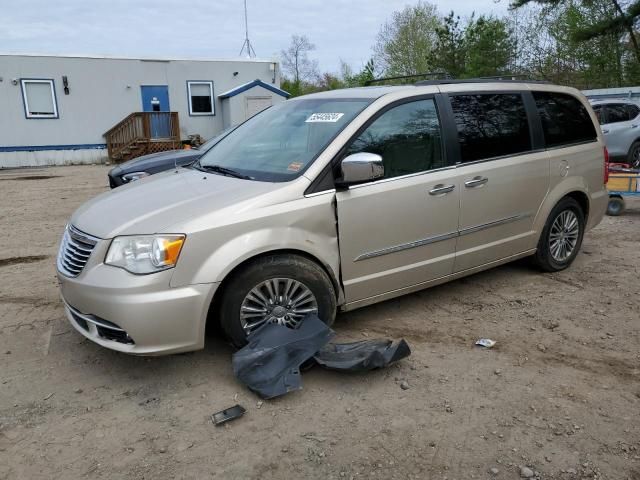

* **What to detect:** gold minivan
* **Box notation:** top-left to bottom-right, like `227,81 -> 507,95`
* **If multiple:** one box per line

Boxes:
57,81 -> 608,353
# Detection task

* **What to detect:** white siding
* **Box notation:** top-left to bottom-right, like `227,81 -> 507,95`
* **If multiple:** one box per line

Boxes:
0,54 -> 283,167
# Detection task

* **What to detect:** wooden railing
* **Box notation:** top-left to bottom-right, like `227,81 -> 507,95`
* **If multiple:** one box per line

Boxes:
104,112 -> 181,162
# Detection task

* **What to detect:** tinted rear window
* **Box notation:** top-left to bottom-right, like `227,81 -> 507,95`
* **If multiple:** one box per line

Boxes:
450,93 -> 532,162
533,92 -> 597,148
627,104 -> 640,119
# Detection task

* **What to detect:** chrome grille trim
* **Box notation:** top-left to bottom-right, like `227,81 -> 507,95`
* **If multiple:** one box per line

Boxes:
57,225 -> 100,277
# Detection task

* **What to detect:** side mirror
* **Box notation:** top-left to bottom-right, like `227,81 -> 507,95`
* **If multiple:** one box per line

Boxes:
336,152 -> 384,187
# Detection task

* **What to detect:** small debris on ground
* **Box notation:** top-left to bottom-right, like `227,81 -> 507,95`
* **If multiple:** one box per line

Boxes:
400,380 -> 410,390
520,465 -> 535,478
475,338 -> 496,348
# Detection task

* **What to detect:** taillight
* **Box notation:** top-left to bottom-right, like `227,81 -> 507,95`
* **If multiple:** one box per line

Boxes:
604,146 -> 609,184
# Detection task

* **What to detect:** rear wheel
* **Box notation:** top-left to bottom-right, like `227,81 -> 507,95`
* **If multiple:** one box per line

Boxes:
628,141 -> 640,169
607,196 -> 625,216
533,197 -> 585,272
218,254 -> 337,347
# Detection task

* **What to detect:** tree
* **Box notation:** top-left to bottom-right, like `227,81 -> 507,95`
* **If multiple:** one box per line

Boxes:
464,15 -> 515,78
511,0 -> 640,63
280,35 -> 320,89
341,59 -> 377,86
432,11 -> 466,78
373,1 -> 441,76
508,1 -> 637,88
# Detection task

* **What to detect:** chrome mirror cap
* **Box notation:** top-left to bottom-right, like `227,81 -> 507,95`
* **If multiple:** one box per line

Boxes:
338,152 -> 384,186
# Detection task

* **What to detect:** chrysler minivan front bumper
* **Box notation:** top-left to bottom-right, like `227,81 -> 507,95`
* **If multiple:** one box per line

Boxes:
58,264 -> 217,355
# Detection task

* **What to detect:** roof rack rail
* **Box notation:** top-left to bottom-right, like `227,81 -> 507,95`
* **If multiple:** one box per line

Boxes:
364,72 -> 451,86
415,75 -> 551,86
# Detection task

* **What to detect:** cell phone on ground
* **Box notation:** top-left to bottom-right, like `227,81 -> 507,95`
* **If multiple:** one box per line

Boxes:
212,404 -> 246,426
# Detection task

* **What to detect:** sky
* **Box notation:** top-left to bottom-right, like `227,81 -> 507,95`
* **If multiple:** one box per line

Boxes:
0,0 -> 509,73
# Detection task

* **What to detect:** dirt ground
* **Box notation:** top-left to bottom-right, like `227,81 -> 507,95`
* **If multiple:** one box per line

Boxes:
0,165 -> 639,480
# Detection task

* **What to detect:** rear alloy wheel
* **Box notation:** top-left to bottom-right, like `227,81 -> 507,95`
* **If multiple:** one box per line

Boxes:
218,254 -> 336,347
533,197 -> 585,272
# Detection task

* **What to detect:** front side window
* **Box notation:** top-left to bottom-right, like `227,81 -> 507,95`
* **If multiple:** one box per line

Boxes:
606,104 -> 631,124
533,92 -> 597,148
21,79 -> 58,119
450,93 -> 531,163
197,98 -> 371,181
346,99 -> 444,179
188,81 -> 214,115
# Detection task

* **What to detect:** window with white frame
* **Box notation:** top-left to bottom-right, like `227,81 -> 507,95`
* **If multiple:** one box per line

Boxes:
187,81 -> 214,115
21,79 -> 58,118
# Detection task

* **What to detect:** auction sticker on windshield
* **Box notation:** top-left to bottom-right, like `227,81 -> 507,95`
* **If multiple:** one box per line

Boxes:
287,162 -> 303,172
306,113 -> 345,123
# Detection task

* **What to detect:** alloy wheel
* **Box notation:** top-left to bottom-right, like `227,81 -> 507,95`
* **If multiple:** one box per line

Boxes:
239,278 -> 318,334
548,210 -> 580,262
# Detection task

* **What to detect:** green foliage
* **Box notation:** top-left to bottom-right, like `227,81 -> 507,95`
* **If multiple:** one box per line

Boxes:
341,59 -> 377,87
464,15 -> 515,78
373,1 -> 441,75
280,0 -> 640,97
432,12 -> 466,78
511,0 -> 640,63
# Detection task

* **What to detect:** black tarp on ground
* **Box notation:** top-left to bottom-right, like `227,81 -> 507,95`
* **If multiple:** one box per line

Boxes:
313,338 -> 411,371
232,314 -> 411,399
232,315 -> 335,399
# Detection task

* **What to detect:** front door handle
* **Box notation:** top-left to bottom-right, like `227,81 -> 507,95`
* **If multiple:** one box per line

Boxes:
602,129 -> 610,134
429,184 -> 455,196
464,176 -> 489,188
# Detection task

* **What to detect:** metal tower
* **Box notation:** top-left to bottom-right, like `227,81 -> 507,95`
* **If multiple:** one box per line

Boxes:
238,0 -> 256,58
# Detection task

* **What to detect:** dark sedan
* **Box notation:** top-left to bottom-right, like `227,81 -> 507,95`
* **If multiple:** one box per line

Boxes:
107,130 -> 232,188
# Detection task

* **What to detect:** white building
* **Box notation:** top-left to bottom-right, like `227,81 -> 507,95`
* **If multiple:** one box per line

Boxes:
0,54 -> 289,168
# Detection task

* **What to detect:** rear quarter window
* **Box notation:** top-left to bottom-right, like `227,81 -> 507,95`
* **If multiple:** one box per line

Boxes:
533,92 -> 597,148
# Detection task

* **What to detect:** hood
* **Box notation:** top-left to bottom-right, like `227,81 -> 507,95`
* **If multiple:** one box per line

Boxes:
71,168 -> 283,238
109,149 -> 202,176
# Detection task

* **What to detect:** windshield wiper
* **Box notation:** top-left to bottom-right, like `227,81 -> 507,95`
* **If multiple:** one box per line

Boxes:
198,164 -> 253,180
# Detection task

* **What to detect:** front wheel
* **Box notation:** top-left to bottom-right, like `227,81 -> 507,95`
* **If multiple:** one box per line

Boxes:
532,197 -> 585,272
218,254 -> 337,347
628,141 -> 640,169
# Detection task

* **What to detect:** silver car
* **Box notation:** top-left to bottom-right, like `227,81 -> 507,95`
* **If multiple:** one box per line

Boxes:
590,99 -> 640,168
57,81 -> 607,354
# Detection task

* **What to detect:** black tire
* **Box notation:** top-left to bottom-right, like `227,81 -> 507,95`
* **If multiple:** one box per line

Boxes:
533,197 -> 585,272
218,254 -> 337,347
607,196 -> 625,216
628,140 -> 640,169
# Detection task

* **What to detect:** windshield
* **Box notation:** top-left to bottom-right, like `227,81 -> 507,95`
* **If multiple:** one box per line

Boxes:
197,98 -> 372,181
198,126 -> 237,150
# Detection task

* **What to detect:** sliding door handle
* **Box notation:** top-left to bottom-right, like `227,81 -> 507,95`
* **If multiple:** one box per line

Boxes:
429,184 -> 455,196
464,176 -> 489,188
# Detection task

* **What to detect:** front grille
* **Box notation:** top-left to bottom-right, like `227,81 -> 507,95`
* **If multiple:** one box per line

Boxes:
57,225 -> 99,277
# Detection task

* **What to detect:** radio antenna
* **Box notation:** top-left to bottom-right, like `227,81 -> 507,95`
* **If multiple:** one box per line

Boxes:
238,0 -> 256,58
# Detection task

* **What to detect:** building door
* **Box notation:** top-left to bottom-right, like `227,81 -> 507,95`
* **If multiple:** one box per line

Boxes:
246,96 -> 272,120
140,85 -> 171,138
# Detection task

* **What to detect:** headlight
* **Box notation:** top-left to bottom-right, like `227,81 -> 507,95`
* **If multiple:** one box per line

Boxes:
105,235 -> 185,274
122,171 -> 150,183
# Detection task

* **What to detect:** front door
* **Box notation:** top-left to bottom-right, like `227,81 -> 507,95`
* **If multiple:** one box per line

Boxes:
446,92 -> 550,272
336,97 -> 459,305
140,85 -> 171,138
